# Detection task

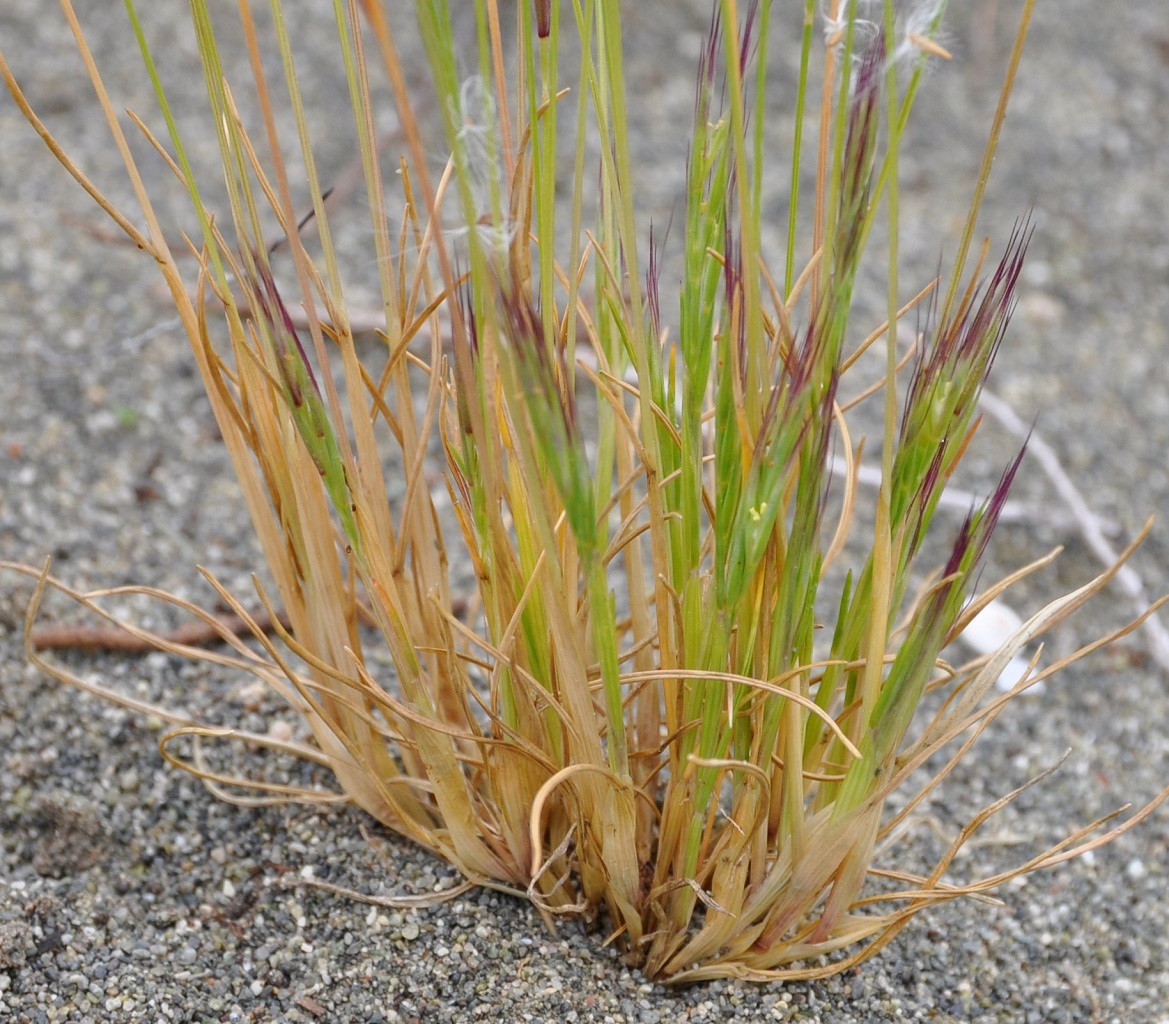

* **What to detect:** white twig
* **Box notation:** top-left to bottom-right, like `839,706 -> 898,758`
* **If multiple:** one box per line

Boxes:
978,388 -> 1169,672
826,456 -> 1115,533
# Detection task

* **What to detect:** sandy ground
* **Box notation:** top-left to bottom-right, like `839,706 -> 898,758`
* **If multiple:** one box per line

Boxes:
2,1 -> 1168,1021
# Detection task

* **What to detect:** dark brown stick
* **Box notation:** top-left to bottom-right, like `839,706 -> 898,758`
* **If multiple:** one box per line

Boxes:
29,610 -> 290,653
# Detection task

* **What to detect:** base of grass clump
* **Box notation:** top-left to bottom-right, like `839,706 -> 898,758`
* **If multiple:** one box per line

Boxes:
3,0 -> 1168,983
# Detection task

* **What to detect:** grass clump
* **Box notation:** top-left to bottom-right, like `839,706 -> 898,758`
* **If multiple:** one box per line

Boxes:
3,0 -> 1166,983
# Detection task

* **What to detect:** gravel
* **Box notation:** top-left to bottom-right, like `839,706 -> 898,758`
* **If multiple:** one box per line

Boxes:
3,1 -> 1169,1021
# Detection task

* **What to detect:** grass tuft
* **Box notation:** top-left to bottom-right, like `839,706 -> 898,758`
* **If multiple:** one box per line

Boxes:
4,0 -> 1168,982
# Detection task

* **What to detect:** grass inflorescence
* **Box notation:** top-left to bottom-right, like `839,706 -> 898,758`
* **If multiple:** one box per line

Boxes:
4,0 -> 1167,983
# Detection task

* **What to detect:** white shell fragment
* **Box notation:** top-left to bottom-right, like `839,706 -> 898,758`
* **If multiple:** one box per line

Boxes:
959,598 -> 1045,695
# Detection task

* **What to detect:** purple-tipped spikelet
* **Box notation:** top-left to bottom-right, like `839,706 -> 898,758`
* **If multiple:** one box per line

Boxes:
695,6 -> 722,120
242,251 -> 359,547
247,251 -> 324,412
498,273 -> 576,433
904,442 -> 948,559
892,221 -> 1032,550
835,35 -> 884,270
938,445 -> 1029,644
864,442 -> 1028,773
497,273 -> 595,552
952,219 -> 1032,377
966,439 -> 1029,569
452,280 -> 480,441
902,220 -> 1032,445
737,0 -> 761,80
